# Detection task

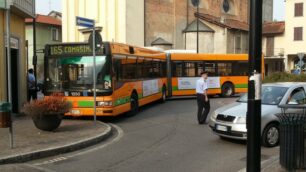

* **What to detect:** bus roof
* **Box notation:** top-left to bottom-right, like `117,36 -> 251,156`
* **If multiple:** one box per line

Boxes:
169,53 -> 249,61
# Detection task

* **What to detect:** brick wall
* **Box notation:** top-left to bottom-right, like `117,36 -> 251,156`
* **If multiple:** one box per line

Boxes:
145,0 -> 250,49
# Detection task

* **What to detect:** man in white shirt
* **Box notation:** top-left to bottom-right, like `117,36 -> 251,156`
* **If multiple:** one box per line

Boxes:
196,71 -> 210,124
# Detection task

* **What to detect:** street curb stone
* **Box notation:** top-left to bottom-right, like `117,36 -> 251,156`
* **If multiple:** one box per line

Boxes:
238,155 -> 279,172
0,121 -> 113,165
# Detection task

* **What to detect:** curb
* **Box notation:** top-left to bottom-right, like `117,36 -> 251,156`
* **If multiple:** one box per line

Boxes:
238,155 -> 279,172
0,121 -> 113,165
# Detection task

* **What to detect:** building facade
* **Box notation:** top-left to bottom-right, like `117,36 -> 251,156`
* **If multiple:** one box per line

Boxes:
62,0 -> 144,47
0,0 -> 35,113
262,21 -> 285,75
25,12 -> 62,82
285,0 -> 306,72
62,0 -> 273,51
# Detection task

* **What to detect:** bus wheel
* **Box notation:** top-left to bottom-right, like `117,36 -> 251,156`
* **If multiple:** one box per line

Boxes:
159,86 -> 167,103
221,83 -> 234,97
127,93 -> 139,116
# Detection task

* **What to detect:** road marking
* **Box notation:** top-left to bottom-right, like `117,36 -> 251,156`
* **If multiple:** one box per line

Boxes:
32,123 -> 124,166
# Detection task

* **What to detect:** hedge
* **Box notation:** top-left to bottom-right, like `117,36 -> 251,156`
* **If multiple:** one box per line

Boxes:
263,72 -> 306,83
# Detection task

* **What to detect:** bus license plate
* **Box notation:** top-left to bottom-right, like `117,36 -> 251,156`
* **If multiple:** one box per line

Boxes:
216,125 -> 228,132
71,110 -> 80,115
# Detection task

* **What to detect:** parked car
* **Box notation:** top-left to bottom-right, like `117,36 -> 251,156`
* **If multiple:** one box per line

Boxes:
209,82 -> 306,147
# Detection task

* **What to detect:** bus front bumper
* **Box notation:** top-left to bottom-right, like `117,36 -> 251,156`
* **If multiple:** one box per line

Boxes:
66,107 -> 114,117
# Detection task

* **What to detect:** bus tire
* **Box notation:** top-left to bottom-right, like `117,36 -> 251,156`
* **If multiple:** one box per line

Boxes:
221,83 -> 234,97
127,93 -> 139,116
159,86 -> 167,103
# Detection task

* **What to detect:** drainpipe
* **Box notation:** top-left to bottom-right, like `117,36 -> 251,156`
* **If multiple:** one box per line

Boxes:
33,16 -> 37,98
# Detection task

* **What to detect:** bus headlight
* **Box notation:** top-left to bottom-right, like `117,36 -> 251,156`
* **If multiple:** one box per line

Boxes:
236,117 -> 246,124
96,101 -> 113,107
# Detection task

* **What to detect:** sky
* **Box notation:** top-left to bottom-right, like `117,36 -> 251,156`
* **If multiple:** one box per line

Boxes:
36,0 -> 285,21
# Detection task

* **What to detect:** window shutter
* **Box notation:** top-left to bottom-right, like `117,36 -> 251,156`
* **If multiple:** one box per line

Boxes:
295,3 -> 303,17
294,27 -> 303,41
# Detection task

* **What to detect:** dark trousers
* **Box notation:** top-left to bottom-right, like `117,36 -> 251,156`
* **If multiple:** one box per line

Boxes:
28,89 -> 37,101
197,93 -> 210,124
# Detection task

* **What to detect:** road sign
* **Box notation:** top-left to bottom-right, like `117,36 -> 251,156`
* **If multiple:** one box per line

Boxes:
89,31 -> 103,51
76,16 -> 94,28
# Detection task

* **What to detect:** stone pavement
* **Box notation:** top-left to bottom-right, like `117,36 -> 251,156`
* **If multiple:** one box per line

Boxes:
0,116 -> 112,164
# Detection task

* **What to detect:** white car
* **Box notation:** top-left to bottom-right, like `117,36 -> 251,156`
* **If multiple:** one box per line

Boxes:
209,82 -> 306,147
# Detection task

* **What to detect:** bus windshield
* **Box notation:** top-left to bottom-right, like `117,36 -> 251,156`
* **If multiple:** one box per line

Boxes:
45,56 -> 112,92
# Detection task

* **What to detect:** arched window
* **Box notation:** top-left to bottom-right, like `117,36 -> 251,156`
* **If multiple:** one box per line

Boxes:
222,0 -> 236,15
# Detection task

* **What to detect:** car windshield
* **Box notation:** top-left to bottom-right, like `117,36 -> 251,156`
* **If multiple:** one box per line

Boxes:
45,56 -> 112,92
237,86 -> 288,105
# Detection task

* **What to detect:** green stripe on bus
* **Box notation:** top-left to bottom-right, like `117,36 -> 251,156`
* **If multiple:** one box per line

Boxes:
78,101 -> 94,107
235,84 -> 248,88
115,97 -> 130,106
172,86 -> 179,91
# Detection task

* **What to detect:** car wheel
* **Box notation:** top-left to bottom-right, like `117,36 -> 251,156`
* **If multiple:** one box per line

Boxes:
262,123 -> 279,147
221,83 -> 234,97
127,93 -> 139,117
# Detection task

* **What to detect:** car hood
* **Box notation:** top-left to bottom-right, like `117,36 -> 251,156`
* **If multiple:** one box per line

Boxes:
215,102 -> 280,118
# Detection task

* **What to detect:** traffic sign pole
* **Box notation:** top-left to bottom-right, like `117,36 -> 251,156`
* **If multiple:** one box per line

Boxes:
93,23 -> 97,123
76,16 -> 97,123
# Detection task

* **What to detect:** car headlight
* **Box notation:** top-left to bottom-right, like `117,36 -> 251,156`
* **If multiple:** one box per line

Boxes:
236,117 -> 246,124
96,101 -> 113,107
211,111 -> 218,119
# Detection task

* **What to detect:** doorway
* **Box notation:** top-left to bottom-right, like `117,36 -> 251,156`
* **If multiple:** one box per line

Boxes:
6,48 -> 19,113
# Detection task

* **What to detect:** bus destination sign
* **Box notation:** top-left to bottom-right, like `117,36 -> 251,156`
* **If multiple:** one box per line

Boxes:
49,44 -> 104,56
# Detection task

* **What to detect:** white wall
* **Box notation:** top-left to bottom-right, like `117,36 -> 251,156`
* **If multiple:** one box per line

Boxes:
62,0 -> 144,46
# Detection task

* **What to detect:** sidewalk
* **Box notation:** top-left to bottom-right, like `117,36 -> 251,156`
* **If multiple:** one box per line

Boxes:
0,116 -> 112,164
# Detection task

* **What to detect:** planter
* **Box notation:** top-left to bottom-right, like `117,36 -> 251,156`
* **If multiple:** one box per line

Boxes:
32,114 -> 63,131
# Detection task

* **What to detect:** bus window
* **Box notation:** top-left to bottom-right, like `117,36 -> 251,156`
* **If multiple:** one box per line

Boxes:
172,61 -> 183,77
151,59 -> 161,78
232,62 -> 248,76
161,60 -> 167,77
142,58 -> 153,79
122,56 -> 137,80
184,62 -> 196,77
136,57 -> 144,78
204,62 -> 216,76
196,62 -> 204,76
217,62 -> 232,76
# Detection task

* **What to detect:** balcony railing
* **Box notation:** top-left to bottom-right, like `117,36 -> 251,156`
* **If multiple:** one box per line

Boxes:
11,0 -> 35,17
262,48 -> 285,57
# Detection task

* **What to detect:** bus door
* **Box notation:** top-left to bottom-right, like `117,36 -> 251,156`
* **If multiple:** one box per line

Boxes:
166,53 -> 172,97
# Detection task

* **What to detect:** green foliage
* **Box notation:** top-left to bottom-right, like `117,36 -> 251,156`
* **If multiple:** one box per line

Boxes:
263,72 -> 306,83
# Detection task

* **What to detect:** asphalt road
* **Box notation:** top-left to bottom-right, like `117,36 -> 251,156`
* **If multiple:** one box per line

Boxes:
29,97 -> 279,172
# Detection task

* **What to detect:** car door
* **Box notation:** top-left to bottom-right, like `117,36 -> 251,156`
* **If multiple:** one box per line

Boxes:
284,87 -> 306,114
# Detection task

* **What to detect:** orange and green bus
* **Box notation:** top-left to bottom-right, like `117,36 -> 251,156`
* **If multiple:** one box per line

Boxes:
44,42 -> 167,117
165,53 -> 265,97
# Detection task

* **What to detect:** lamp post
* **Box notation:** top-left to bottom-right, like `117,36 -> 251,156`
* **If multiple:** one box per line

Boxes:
247,0 -> 263,171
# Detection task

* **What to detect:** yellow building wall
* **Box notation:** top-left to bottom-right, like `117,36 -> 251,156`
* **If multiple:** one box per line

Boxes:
0,10 -> 27,111
285,0 -> 306,55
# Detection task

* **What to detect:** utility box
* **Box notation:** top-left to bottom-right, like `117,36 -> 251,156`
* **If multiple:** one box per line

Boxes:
0,102 -> 11,128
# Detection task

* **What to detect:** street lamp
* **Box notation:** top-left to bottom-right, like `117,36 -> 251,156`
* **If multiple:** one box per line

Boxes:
191,0 -> 200,53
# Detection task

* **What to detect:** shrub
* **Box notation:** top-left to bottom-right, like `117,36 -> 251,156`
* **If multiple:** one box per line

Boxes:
22,94 -> 72,117
263,72 -> 306,83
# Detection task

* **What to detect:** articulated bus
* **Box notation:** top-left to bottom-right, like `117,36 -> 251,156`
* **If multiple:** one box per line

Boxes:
165,53 -> 265,97
44,42 -> 167,117
44,42 -> 264,117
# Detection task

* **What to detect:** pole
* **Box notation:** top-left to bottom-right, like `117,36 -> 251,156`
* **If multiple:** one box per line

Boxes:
196,5 -> 199,53
247,0 -> 263,171
93,23 -> 97,123
33,17 -> 37,98
5,0 -> 13,149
